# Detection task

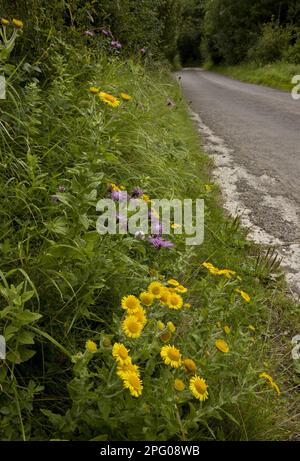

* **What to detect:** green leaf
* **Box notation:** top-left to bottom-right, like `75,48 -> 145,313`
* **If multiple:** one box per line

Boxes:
14,310 -> 42,324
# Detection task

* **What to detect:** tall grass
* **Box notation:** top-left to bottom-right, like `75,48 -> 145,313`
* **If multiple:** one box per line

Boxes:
206,62 -> 300,91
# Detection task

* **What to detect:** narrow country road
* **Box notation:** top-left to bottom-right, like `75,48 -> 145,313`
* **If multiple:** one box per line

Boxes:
176,68 -> 300,295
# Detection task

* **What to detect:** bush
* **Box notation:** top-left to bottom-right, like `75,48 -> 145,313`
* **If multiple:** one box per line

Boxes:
248,22 -> 292,65
284,32 -> 300,64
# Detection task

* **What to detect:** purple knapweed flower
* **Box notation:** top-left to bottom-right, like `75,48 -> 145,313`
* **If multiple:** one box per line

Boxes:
141,47 -> 146,55
101,28 -> 112,37
111,40 -> 122,50
84,30 -> 95,37
111,190 -> 127,201
148,236 -> 174,249
131,187 -> 144,198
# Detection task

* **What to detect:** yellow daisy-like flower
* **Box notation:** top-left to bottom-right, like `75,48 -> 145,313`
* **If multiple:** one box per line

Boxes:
217,269 -> 236,278
130,306 -> 147,327
159,288 -> 171,304
160,345 -> 182,368
98,91 -> 120,107
157,320 -> 165,330
120,92 -> 132,101
202,262 -> 220,275
85,340 -> 97,353
182,358 -> 197,374
12,18 -> 23,28
259,373 -> 280,396
89,86 -> 100,94
122,315 -> 143,339
167,279 -> 179,287
167,292 -> 183,310
176,284 -> 187,293
224,325 -> 231,335
184,303 -> 191,309
110,182 -> 121,191
160,331 -> 172,342
167,321 -> 176,333
139,291 -> 154,306
215,339 -> 229,353
112,343 -> 131,364
189,376 -> 209,401
236,289 -> 251,302
148,281 -> 163,298
122,371 -> 143,397
1,18 -> 9,25
141,194 -> 151,203
117,362 -> 140,379
121,295 -> 141,313
174,378 -> 185,392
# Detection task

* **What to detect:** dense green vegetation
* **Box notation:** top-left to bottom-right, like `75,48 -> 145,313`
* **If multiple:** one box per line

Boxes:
206,62 -> 300,91
0,1 -> 299,441
179,0 -> 300,66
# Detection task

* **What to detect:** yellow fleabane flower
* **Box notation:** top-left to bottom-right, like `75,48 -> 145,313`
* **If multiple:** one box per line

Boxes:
159,288 -> 171,304
98,91 -> 120,107
167,279 -> 179,287
1,18 -> 9,25
130,306 -> 147,327
176,284 -> 187,293
215,339 -> 229,353
190,376 -> 209,401
85,340 -> 97,353
183,358 -> 197,374
157,320 -> 165,330
89,86 -> 100,94
160,345 -> 182,368
139,291 -> 154,306
117,362 -> 140,379
112,343 -> 131,364
148,281 -> 163,298
122,315 -> 143,338
122,371 -> 143,397
217,269 -> 236,278
120,92 -> 132,101
202,262 -> 220,275
259,372 -> 280,396
174,379 -> 185,392
121,295 -> 141,313
224,325 -> 231,335
167,292 -> 183,310
12,18 -> 23,28
236,289 -> 251,302
167,321 -> 176,333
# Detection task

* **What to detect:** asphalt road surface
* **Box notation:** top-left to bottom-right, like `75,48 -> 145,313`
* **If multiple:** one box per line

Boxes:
176,68 -> 300,295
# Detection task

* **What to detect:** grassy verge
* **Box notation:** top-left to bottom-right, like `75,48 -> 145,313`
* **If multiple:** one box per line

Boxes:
0,38 -> 299,440
206,62 -> 300,92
